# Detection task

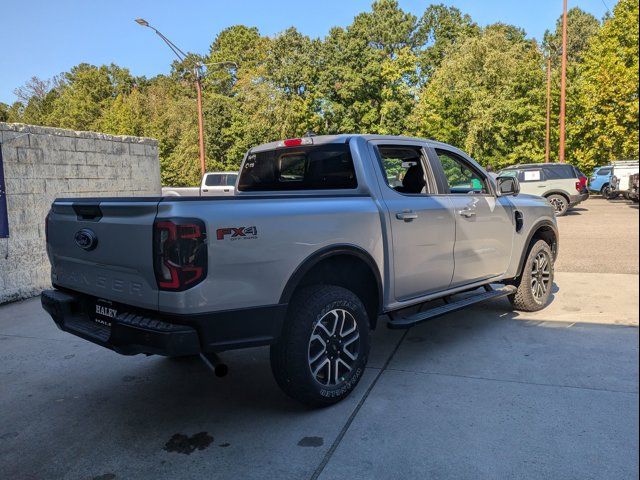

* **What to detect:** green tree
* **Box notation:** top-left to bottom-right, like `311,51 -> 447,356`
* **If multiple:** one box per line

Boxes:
412,24 -> 547,168
46,64 -> 133,131
316,0 -> 420,134
0,103 -> 8,122
416,4 -> 480,79
571,0 -> 639,171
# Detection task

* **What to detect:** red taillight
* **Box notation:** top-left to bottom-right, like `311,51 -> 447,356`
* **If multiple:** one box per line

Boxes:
284,138 -> 303,147
153,218 -> 207,291
576,176 -> 587,191
278,137 -> 313,147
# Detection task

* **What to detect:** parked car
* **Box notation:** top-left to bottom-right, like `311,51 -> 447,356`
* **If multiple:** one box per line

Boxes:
589,166 -> 613,196
607,161 -> 639,200
498,163 -> 588,216
42,135 -> 558,407
162,171 -> 238,197
627,173 -> 639,203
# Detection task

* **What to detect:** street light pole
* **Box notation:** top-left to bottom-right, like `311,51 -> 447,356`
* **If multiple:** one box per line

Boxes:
135,18 -> 206,176
558,0 -> 568,163
545,56 -> 552,163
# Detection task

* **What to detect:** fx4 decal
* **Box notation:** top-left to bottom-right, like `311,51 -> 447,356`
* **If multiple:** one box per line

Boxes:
216,226 -> 258,241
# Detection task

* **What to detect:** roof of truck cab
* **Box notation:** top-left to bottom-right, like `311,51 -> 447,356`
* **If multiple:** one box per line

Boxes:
248,134 -> 446,153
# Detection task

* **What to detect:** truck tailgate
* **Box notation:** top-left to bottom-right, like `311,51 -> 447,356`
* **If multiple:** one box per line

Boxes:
47,199 -> 161,310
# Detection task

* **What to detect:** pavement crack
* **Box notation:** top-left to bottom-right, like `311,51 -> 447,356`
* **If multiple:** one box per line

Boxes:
385,368 -> 640,395
308,328 -> 409,480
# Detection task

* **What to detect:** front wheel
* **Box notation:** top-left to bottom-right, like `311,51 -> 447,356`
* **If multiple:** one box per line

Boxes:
509,240 -> 555,312
546,194 -> 569,216
270,285 -> 371,407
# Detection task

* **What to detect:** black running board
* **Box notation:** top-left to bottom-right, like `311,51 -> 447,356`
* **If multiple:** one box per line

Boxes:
387,285 -> 516,329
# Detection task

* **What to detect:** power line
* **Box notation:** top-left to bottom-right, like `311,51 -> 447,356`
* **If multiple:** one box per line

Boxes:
600,0 -> 611,14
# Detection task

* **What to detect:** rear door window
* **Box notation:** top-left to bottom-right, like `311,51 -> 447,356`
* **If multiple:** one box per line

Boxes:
543,165 -> 577,179
238,144 -> 357,191
376,145 -> 432,195
598,168 -> 611,176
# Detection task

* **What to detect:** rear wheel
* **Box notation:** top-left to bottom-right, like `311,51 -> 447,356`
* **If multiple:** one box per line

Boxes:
509,240 -> 554,312
547,194 -> 569,216
270,285 -> 371,407
601,184 -> 612,198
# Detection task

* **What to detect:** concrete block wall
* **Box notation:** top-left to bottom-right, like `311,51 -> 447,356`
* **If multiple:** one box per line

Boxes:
0,122 -> 161,304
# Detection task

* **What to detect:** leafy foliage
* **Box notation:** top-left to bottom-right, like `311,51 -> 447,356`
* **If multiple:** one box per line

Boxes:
4,0 -> 637,184
570,0 -> 639,171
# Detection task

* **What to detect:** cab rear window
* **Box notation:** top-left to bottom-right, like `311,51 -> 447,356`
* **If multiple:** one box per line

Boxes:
238,144 -> 357,191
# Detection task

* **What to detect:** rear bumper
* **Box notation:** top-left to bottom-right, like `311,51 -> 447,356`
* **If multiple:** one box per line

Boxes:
569,191 -> 589,207
41,289 -> 287,356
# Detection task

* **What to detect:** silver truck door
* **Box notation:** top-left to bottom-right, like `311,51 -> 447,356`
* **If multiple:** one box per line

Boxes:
428,146 -> 514,286
370,141 -> 455,301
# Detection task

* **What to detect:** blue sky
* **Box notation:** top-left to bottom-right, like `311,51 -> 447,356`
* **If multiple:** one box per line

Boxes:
0,0 -> 611,104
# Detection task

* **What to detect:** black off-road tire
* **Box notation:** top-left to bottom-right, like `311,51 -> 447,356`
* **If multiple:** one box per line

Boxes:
270,285 -> 371,408
509,240 -> 555,312
546,194 -> 569,216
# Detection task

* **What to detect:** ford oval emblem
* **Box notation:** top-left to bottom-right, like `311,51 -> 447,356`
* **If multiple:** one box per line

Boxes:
74,228 -> 98,251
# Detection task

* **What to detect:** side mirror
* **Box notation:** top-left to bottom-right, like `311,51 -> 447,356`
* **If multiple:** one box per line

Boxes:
496,176 -> 520,197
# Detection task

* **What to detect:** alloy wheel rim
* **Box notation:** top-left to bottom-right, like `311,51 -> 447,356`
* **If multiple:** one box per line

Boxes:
549,197 -> 566,214
531,251 -> 552,302
308,309 -> 360,386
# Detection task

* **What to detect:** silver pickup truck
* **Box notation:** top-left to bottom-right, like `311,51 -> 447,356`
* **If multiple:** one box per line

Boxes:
42,135 -> 558,407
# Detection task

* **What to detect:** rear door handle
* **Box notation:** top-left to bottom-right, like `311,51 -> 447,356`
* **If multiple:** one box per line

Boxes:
396,210 -> 418,222
457,208 -> 476,218
223,188 -> 230,192
202,189 -> 209,192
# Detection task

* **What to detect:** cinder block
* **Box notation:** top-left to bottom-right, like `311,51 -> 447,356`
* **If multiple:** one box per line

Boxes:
129,142 -> 146,156
4,163 -> 33,179
6,178 -> 46,194
0,130 -> 31,148
51,150 -> 86,165
54,164 -> 80,179
93,139 -> 114,154
112,142 -> 128,156
75,138 -> 96,152
45,178 -> 71,194
16,147 -> 44,164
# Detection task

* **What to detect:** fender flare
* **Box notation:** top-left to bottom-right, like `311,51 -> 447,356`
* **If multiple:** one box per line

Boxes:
279,244 -> 383,312
514,219 -> 559,279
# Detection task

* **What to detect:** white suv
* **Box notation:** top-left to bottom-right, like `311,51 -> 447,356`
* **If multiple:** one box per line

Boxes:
498,163 -> 589,216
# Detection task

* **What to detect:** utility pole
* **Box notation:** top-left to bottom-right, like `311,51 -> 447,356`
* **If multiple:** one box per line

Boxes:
135,18 -> 207,176
194,69 -> 206,177
558,0 -> 568,163
545,56 -> 552,163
